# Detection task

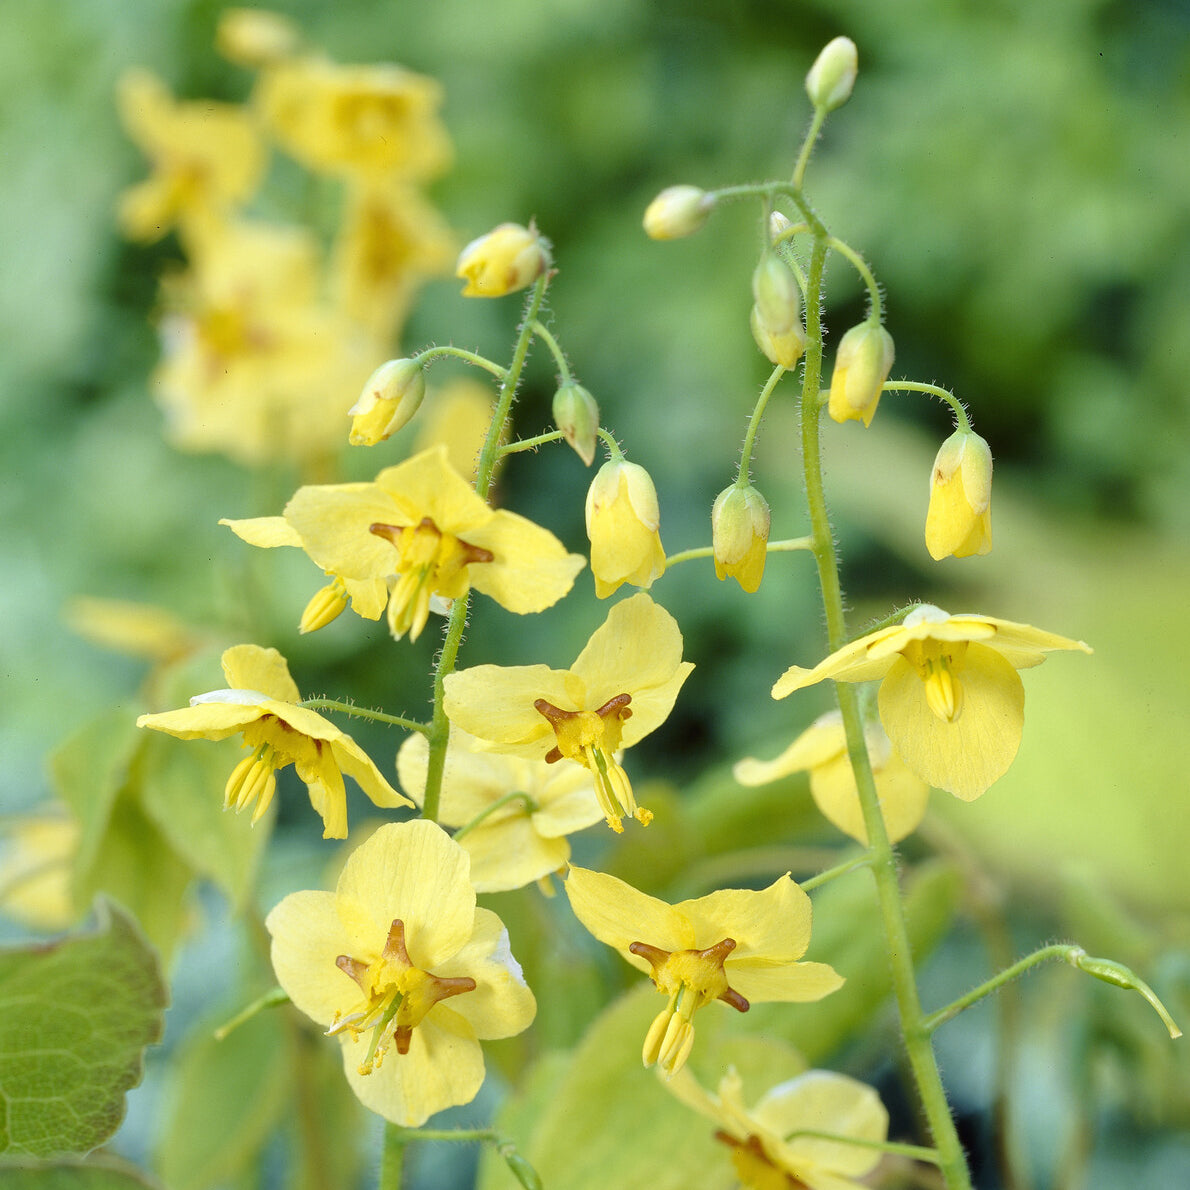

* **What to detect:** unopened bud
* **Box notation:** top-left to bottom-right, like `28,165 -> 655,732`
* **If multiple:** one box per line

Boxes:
349,358 -> 426,446
643,185 -> 712,240
216,9 -> 300,67
752,253 -> 801,336
827,322 -> 894,427
586,459 -> 665,598
769,211 -> 794,243
806,37 -> 858,112
712,483 -> 771,593
552,381 -> 600,466
750,303 -> 806,369
925,429 -> 993,560
499,1147 -> 544,1190
456,222 -> 551,298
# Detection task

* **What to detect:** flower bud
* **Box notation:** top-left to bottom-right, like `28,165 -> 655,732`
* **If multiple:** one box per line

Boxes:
768,210 -> 793,243
299,578 -> 349,634
827,322 -> 894,427
349,358 -> 426,446
925,429 -> 993,560
552,381 -> 600,467
216,9 -> 301,67
805,36 -> 858,112
712,484 -> 770,593
750,303 -> 806,369
751,253 -> 801,335
585,459 -> 665,599
643,185 -> 712,240
455,222 -> 550,297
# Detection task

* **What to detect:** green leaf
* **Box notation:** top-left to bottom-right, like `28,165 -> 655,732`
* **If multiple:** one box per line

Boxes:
0,901 -> 167,1158
478,983 -> 806,1190
157,1007 -> 290,1190
138,733 -> 269,910
0,1155 -> 159,1188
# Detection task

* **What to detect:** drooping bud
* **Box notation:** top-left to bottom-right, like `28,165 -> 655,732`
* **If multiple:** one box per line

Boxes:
925,429 -> 993,560
712,484 -> 771,593
827,322 -> 894,427
456,222 -> 551,297
643,185 -> 713,240
585,459 -> 665,599
751,252 -> 801,336
805,36 -> 858,112
552,381 -> 600,466
750,303 -> 806,369
349,358 -> 426,446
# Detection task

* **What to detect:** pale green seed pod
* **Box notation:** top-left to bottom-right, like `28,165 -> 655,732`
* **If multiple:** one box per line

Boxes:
552,381 -> 600,466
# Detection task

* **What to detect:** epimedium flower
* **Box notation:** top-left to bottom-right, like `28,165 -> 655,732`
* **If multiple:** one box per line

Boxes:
225,446 -> 585,642
773,605 -> 1092,801
456,222 -> 551,297
585,458 -> 666,598
925,429 -> 993,560
734,710 -> 929,845
668,1065 -> 889,1190
267,820 -> 536,1127
136,644 -> 410,838
397,727 -> 604,893
565,867 -> 842,1078
442,593 -> 693,833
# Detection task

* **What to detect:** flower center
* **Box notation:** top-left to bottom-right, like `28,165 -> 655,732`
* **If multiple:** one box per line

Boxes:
628,937 -> 749,1076
225,715 -> 320,823
329,918 -> 476,1075
901,639 -> 967,723
715,1134 -> 805,1190
534,694 -> 651,833
370,517 -> 494,641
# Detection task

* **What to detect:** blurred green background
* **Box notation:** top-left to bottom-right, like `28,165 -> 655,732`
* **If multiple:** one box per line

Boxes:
2,0 -> 1188,1187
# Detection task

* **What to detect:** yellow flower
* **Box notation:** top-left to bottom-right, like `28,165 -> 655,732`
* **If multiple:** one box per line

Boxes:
773,605 -> 1092,801
456,223 -> 551,298
668,1065 -> 888,1190
64,597 -> 206,665
216,8 -> 301,67
253,446 -> 584,641
712,484 -> 771,594
585,459 -> 666,599
734,711 -> 929,845
266,820 -> 536,1126
397,728 -> 603,892
136,644 -> 410,838
565,867 -> 842,1077
0,811 -> 81,932
827,322 -> 894,427
925,429 -> 993,560
256,56 -> 452,179
117,70 -> 265,242
153,219 -> 376,466
443,593 -> 693,833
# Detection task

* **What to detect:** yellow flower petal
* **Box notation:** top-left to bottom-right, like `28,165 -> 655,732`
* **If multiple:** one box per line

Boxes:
443,665 -> 573,752
565,866 -> 690,957
222,644 -> 301,703
677,876 -> 813,962
878,646 -> 1024,800
725,959 -> 844,1006
265,889 -> 349,1025
284,482 -> 405,579
457,816 -> 571,893
220,515 -> 302,549
136,702 -> 257,740
375,445 -> 491,532
465,509 -> 587,614
809,750 -> 929,846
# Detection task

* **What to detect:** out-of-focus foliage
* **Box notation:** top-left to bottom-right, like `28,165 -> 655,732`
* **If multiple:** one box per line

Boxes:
2,0 -> 1188,1187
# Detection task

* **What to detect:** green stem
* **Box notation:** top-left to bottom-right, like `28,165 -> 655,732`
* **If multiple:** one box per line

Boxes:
380,1122 -> 406,1190
500,430 -> 567,457
826,236 -> 882,322
596,426 -> 625,460
530,320 -> 573,384
415,344 -> 509,380
882,382 -> 972,431
391,1127 -> 497,1144
421,276 -> 550,824
453,791 -> 539,841
798,852 -> 871,892
798,233 -> 973,1188
844,603 -> 923,644
213,986 -> 289,1041
739,364 -> 787,484
664,537 -> 813,569
781,1130 -> 941,1165
792,106 -> 829,191
298,699 -> 429,734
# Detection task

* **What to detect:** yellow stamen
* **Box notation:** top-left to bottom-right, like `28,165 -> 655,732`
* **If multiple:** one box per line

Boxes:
300,576 -> 349,633
902,640 -> 967,723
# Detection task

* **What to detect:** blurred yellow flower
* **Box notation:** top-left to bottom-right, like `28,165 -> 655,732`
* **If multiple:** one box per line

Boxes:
456,223 -> 551,298
925,429 -> 993,560
153,220 -> 375,466
397,728 -> 603,892
585,459 -> 666,598
668,1065 -> 888,1190
216,8 -> 301,67
117,69 -> 265,242
443,593 -> 693,833
267,820 -> 536,1126
260,446 -> 583,641
257,56 -> 451,179
412,377 -> 500,482
136,645 -> 409,838
565,867 -> 841,1077
734,710 -> 929,845
773,605 -> 1091,801
64,597 -> 207,666
0,812 -> 80,932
